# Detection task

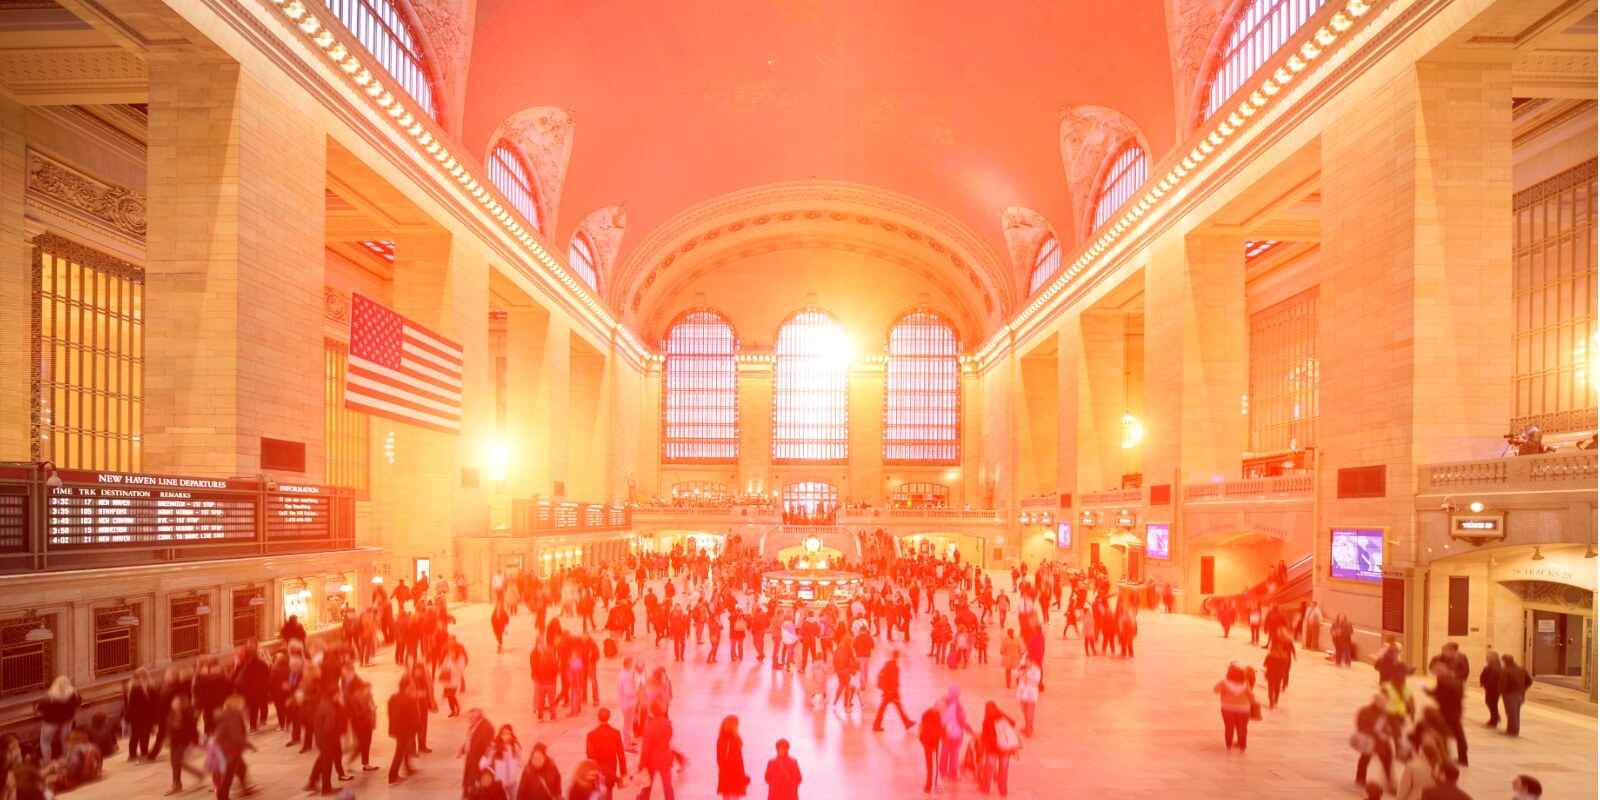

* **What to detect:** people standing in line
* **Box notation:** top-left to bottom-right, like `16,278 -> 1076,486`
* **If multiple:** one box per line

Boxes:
978,701 -> 1019,798
1479,650 -> 1503,729
123,669 -> 159,764
715,715 -> 749,800
586,708 -> 627,800
1014,658 -> 1042,737
1499,653 -> 1533,737
516,743 -> 562,800
1214,664 -> 1256,753
870,650 -> 915,732
387,676 -> 420,785
762,739 -> 801,800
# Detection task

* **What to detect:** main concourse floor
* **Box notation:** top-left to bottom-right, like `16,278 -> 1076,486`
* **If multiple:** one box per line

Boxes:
73,582 -> 1597,799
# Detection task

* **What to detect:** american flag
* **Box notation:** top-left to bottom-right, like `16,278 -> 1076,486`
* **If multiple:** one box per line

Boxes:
345,293 -> 463,434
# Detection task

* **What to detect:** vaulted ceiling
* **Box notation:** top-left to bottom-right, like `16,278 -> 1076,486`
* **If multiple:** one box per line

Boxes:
462,0 -> 1180,335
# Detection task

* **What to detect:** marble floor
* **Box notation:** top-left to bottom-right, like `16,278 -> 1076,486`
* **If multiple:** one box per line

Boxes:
72,580 -> 1597,800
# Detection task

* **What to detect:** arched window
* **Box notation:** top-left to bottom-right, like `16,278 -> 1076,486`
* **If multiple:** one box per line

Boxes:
568,231 -> 598,291
1091,141 -> 1149,233
487,142 -> 544,234
670,481 -> 732,502
781,482 -> 838,525
1028,234 -> 1062,294
324,0 -> 437,119
772,309 -> 850,463
1205,0 -> 1328,119
663,309 -> 738,462
884,311 -> 959,464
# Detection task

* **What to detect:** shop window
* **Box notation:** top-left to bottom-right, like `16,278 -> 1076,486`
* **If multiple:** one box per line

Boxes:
1513,159 -> 1599,432
773,309 -> 850,463
663,309 -> 739,462
33,235 -> 143,472
93,603 -> 139,678
324,339 -> 371,498
231,588 -> 263,647
884,311 -> 960,464
1248,286 -> 1319,456
169,597 -> 205,661
0,614 -> 54,698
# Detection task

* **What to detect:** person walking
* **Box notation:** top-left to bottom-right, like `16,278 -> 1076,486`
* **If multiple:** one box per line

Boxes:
37,676 -> 81,762
1332,614 -> 1355,667
461,710 -> 497,794
1214,664 -> 1256,753
347,680 -> 379,773
1014,658 -> 1042,737
1499,653 -> 1533,737
998,629 -> 1023,689
480,725 -> 523,800
916,703 -> 944,796
1479,650 -> 1503,729
1354,694 -> 1396,792
516,743 -> 561,800
1302,601 -> 1323,652
387,676 -> 420,785
716,715 -> 750,799
162,694 -> 202,796
123,669 -> 159,764
215,696 -> 258,800
492,602 -> 511,653
936,686 -> 973,782
762,739 -> 801,800
871,650 -> 914,731
978,701 -> 1019,798
637,702 -> 677,800
1263,628 -> 1297,708
1426,662 -> 1469,766
585,708 -> 627,800
304,692 -> 342,796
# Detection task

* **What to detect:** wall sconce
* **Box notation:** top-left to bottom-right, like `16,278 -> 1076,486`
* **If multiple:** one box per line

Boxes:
1018,512 -> 1032,525
370,575 -> 384,585
114,601 -> 140,627
194,596 -> 213,616
23,611 -> 53,642
40,461 -> 63,489
298,588 -> 313,599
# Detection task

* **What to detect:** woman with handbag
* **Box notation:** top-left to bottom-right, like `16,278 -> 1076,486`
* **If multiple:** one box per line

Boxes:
1213,663 -> 1257,753
978,701 -> 1019,797
715,715 -> 749,799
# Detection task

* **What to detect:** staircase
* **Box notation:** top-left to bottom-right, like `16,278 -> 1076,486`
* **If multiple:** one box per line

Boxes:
1200,554 -> 1314,615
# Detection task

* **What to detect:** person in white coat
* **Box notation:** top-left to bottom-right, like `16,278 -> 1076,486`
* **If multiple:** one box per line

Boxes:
479,724 -> 522,799
616,657 -> 641,753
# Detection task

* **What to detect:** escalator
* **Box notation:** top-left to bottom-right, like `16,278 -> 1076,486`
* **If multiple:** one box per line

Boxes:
1200,554 -> 1314,616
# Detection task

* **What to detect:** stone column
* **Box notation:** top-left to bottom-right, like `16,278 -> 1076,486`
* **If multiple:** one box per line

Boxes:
142,51 -> 328,479
0,96 -> 29,460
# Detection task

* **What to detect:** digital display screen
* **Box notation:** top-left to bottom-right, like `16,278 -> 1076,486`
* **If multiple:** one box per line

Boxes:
1145,523 -> 1170,559
1331,527 -> 1385,582
47,471 -> 259,548
1056,522 -> 1071,548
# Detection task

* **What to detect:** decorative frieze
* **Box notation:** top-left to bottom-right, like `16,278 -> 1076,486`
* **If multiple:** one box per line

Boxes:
26,151 -> 146,241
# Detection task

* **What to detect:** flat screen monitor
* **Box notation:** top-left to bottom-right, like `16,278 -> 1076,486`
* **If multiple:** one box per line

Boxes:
1330,527 -> 1384,582
1145,523 -> 1170,559
1056,522 -> 1071,548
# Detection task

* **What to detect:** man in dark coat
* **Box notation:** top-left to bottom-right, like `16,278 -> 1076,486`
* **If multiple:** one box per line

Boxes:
585,707 -> 627,799
232,640 -> 271,732
459,708 -> 495,795
1500,653 -> 1534,737
387,677 -> 419,785
305,693 -> 342,795
763,739 -> 802,800
1426,664 -> 1469,767
871,650 -> 914,731
1479,649 -> 1503,728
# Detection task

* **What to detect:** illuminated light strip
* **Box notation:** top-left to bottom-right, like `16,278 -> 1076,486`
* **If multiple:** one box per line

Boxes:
268,0 -> 651,362
971,0 -> 1378,366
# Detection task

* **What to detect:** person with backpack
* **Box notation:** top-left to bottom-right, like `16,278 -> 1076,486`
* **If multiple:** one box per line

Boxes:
979,701 -> 1019,797
936,686 -> 974,782
871,650 -> 914,732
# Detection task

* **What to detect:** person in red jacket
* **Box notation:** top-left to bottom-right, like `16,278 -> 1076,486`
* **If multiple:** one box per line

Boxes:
636,702 -> 677,800
762,739 -> 801,800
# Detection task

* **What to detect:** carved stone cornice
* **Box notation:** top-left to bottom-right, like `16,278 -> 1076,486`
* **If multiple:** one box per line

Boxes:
26,150 -> 146,241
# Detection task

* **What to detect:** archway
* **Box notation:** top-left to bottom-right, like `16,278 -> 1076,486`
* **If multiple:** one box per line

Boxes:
1183,528 -> 1292,614
643,529 -> 727,557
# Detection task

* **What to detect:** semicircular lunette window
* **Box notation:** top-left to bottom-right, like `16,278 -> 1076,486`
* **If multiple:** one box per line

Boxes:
773,309 -> 850,463
325,0 -> 438,119
487,142 -> 544,235
1205,0 -> 1328,119
1091,141 -> 1149,234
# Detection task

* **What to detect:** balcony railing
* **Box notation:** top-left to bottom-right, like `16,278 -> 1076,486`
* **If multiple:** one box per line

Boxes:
631,505 -> 1003,523
1183,474 -> 1314,504
1419,450 -> 1598,493
1082,488 -> 1142,507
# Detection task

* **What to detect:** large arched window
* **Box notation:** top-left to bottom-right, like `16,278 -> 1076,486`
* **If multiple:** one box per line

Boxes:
772,309 -> 850,463
325,0 -> 437,119
1205,0 -> 1328,119
1090,141 -> 1149,233
568,231 -> 599,291
1028,234 -> 1062,294
487,142 -> 544,234
663,309 -> 738,462
884,311 -> 959,464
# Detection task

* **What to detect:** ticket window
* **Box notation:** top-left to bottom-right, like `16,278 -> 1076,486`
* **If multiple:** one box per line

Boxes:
413,558 -> 431,583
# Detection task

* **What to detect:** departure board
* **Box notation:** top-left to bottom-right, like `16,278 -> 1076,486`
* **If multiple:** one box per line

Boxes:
266,484 -> 333,539
46,471 -> 260,548
0,485 -> 27,552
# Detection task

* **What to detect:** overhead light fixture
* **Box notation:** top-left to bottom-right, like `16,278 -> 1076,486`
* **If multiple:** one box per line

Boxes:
298,588 -> 313,599
194,601 -> 212,616
339,583 -> 354,593
1468,501 -> 1485,514
24,626 -> 54,642
371,575 -> 384,585
41,461 -> 62,489
115,612 -> 140,627
1121,414 -> 1143,449
1530,546 -> 1545,561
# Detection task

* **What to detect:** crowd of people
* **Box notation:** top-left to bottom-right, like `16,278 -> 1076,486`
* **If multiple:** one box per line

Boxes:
0,550 -> 1561,800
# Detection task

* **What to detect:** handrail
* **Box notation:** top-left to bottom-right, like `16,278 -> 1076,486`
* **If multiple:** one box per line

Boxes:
1199,554 -> 1314,615
1419,449 -> 1597,492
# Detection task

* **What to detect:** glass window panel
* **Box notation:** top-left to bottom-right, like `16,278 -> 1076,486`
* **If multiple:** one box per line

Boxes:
1249,285 -> 1319,456
487,143 -> 544,235
663,309 -> 739,462
1205,0 -> 1328,119
568,232 -> 599,291
1512,160 -> 1599,431
772,309 -> 849,463
1091,142 -> 1150,233
884,310 -> 960,464
323,0 -> 437,119
1029,235 -> 1062,294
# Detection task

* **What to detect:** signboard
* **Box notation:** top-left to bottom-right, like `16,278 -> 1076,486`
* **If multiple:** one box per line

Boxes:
1145,523 -> 1170,559
1114,511 -> 1137,528
1056,522 -> 1071,549
1330,527 -> 1385,583
1537,619 -> 1557,633
1449,513 -> 1506,545
266,484 -> 334,540
47,470 -> 259,548
1079,511 -> 1097,526
1382,571 -> 1406,633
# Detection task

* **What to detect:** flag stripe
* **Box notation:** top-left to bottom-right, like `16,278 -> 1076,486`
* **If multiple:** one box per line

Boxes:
346,293 -> 464,435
